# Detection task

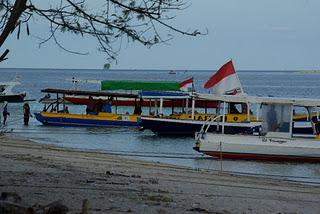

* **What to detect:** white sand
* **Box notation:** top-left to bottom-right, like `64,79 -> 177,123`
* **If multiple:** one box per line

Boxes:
0,135 -> 320,213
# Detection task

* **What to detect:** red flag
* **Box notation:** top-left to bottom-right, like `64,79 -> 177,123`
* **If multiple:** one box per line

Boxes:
179,77 -> 193,92
204,60 -> 236,89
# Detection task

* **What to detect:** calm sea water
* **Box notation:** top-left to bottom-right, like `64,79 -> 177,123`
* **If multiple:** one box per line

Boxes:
1,68 -> 320,183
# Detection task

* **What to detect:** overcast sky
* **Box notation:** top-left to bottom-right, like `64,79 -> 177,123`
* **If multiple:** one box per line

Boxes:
2,0 -> 320,70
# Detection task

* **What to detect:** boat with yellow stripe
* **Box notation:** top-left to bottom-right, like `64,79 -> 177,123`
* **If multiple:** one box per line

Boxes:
138,93 -> 317,136
35,88 -> 143,127
139,93 -> 262,135
35,112 -> 140,127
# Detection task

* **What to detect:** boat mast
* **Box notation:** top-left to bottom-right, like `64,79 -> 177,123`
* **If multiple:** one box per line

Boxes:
191,96 -> 195,120
222,101 -> 226,134
159,98 -> 163,115
289,104 -> 294,137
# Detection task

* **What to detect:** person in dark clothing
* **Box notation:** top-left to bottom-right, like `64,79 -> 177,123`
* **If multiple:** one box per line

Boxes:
2,102 -> 10,125
267,105 -> 278,131
134,104 -> 142,115
23,103 -> 32,125
312,117 -> 320,135
103,100 -> 112,113
133,98 -> 143,115
95,99 -> 104,114
86,96 -> 96,114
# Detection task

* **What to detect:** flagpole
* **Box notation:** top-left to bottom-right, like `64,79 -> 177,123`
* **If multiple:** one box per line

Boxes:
238,75 -> 244,94
231,59 -> 244,94
191,77 -> 194,92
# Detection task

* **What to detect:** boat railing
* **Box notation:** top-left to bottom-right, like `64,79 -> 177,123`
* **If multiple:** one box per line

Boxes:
200,114 -> 224,134
195,114 -> 224,143
43,98 -> 64,112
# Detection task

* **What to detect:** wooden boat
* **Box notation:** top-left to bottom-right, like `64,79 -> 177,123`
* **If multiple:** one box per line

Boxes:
139,100 -> 260,135
139,93 -> 316,136
0,81 -> 26,102
194,94 -> 320,162
139,116 -> 260,136
35,111 -> 139,127
35,88 -> 143,127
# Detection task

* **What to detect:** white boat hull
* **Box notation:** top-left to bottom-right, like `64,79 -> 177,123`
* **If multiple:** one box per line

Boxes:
194,133 -> 320,162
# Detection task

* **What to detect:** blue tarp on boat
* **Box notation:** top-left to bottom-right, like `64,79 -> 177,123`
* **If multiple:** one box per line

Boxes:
140,91 -> 189,98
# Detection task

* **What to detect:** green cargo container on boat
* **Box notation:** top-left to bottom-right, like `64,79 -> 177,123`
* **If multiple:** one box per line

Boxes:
101,80 -> 180,91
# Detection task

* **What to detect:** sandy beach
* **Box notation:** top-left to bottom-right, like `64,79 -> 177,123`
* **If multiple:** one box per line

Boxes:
0,134 -> 320,214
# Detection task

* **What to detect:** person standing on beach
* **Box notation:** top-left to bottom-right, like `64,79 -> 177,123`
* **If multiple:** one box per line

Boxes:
2,101 -> 10,125
23,103 -> 32,125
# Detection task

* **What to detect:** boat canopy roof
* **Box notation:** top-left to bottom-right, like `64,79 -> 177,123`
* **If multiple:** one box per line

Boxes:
140,91 -> 189,99
41,88 -> 139,98
101,80 -> 180,91
196,93 -> 320,107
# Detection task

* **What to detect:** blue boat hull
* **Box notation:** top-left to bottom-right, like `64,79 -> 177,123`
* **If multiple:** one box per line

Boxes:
34,113 -> 138,127
139,118 -> 314,136
138,118 -> 256,136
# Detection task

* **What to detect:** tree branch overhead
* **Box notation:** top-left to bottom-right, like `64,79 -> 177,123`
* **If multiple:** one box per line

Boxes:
0,0 -> 204,63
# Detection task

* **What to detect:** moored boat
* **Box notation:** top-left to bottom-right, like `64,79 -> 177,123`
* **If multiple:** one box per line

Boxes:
35,111 -> 139,127
194,94 -> 320,162
139,92 -> 317,136
194,133 -> 320,162
35,88 -> 143,127
139,92 -> 262,136
0,81 -> 26,102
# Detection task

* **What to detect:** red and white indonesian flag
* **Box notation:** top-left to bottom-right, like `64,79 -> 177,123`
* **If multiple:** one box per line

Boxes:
204,60 -> 243,95
179,77 -> 193,92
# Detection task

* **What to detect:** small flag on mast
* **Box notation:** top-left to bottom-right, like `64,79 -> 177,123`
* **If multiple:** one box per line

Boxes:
179,77 -> 193,92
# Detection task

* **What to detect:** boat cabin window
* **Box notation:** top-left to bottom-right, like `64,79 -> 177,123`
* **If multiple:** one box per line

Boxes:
229,103 -> 247,114
260,104 -> 292,135
293,106 -> 310,122
217,102 -> 248,115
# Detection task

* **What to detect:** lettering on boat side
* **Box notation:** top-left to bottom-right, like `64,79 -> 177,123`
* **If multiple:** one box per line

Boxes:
269,139 -> 287,144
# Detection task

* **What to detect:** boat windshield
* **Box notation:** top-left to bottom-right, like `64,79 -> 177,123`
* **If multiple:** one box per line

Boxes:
260,104 -> 292,136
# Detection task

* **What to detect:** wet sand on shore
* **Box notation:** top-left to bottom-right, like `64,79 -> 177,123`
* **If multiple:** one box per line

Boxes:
0,135 -> 320,213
